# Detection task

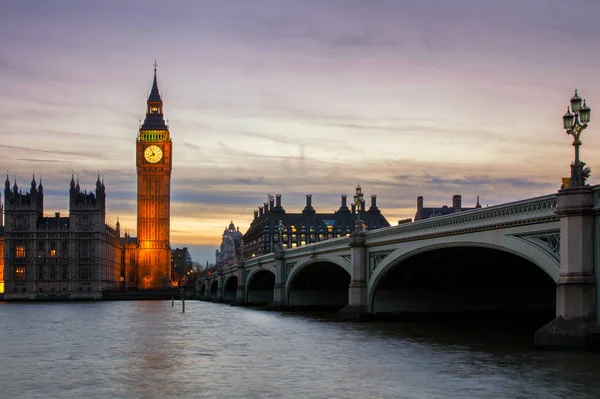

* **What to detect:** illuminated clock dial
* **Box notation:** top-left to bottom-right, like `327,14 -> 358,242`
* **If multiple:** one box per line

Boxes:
144,145 -> 163,163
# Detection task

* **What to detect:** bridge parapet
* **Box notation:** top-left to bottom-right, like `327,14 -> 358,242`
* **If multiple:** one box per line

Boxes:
593,185 -> 600,211
244,252 -> 275,269
366,194 -> 559,246
281,237 -> 350,261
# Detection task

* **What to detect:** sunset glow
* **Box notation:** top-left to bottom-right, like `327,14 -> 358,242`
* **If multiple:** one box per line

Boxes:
2,0 -> 599,263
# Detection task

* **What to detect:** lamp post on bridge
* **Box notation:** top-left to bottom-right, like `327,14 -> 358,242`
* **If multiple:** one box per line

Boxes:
563,90 -> 592,188
353,184 -> 364,233
534,89 -> 598,349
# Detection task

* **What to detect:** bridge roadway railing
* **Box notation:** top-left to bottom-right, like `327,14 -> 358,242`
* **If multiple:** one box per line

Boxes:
366,193 -> 559,246
200,188 -> 600,287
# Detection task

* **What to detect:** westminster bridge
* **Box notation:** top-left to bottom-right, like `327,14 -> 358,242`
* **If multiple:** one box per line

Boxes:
197,185 -> 600,349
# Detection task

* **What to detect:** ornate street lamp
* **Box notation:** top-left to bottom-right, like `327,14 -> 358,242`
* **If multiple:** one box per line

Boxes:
563,89 -> 592,188
353,184 -> 364,233
277,219 -> 285,251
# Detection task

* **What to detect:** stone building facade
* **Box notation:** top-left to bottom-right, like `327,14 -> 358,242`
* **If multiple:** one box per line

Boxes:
2,175 -> 126,300
414,194 -> 482,221
215,221 -> 243,269
242,188 -> 390,259
172,247 -> 192,282
0,66 -> 177,298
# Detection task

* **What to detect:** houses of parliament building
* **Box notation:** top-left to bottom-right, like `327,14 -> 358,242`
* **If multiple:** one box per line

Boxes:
0,66 -> 173,299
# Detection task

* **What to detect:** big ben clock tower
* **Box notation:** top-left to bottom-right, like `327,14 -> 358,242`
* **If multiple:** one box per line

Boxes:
136,63 -> 172,289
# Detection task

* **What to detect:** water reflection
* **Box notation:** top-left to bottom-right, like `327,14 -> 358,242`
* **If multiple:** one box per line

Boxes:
0,301 -> 599,399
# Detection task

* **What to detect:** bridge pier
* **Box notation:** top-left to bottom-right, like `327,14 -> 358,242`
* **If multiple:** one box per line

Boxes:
338,232 -> 370,321
266,249 -> 287,310
212,270 -> 225,303
535,187 -> 600,349
231,262 -> 246,306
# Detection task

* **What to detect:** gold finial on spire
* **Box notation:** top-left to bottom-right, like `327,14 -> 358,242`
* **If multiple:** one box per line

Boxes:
153,60 -> 158,72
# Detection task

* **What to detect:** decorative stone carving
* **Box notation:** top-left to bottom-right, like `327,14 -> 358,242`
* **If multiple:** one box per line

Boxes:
369,251 -> 393,275
517,232 -> 561,260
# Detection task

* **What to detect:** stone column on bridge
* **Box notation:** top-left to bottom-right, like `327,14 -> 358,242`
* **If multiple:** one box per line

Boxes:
338,231 -> 369,320
231,261 -> 246,306
266,249 -> 287,310
535,186 -> 600,349
214,269 -> 225,303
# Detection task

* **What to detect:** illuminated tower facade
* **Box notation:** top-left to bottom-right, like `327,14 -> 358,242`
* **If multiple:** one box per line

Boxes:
136,64 -> 172,289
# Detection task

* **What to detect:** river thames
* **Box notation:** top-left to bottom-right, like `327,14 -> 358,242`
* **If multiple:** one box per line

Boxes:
1,301 -> 599,399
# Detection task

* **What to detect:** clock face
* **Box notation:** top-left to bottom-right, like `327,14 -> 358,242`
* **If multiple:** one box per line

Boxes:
144,145 -> 163,163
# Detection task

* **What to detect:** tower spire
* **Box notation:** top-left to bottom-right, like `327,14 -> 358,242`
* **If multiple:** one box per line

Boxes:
140,61 -> 167,131
148,60 -> 162,103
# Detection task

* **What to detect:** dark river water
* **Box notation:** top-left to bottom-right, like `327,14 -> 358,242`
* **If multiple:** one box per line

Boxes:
1,301 -> 600,399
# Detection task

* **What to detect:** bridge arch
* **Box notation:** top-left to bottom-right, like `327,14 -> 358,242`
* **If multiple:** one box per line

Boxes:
286,255 -> 351,308
199,283 -> 206,299
246,268 -> 276,304
223,275 -> 238,302
209,280 -> 219,301
368,236 -> 559,315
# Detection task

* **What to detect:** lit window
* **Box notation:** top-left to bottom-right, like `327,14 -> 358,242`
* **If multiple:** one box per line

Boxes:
15,267 -> 26,280
327,226 -> 333,233
291,226 -> 297,233
50,249 -> 56,258
16,246 -> 25,258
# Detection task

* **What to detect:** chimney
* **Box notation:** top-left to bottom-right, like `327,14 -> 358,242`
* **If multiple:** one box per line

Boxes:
253,210 -> 258,220
264,202 -> 269,212
369,195 -> 379,212
452,194 -> 462,210
259,206 -> 264,217
269,198 -> 274,211
276,194 -> 282,208
55,212 -> 60,218
361,200 -> 366,212
417,196 -> 423,211
302,194 -> 315,214
351,203 -> 356,214
341,195 -> 347,207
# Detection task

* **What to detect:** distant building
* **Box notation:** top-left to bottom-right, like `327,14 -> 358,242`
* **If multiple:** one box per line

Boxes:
2,175 -> 125,299
414,194 -> 481,221
215,221 -> 243,269
242,187 -> 390,259
172,247 -> 192,281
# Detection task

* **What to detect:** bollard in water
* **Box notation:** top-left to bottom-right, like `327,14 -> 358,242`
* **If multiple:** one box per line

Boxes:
182,298 -> 185,313
171,296 -> 174,307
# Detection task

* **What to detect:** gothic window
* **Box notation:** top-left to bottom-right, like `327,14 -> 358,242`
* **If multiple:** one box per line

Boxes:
16,216 -> 25,228
38,266 -> 44,280
50,265 -> 57,280
81,216 -> 90,229
50,242 -> 56,258
80,241 -> 91,257
62,241 -> 68,256
14,266 -> 26,280
61,265 -> 68,280
79,265 -> 90,280
15,245 -> 26,258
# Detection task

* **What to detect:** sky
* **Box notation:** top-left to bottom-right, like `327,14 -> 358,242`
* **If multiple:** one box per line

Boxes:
1,0 -> 600,265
